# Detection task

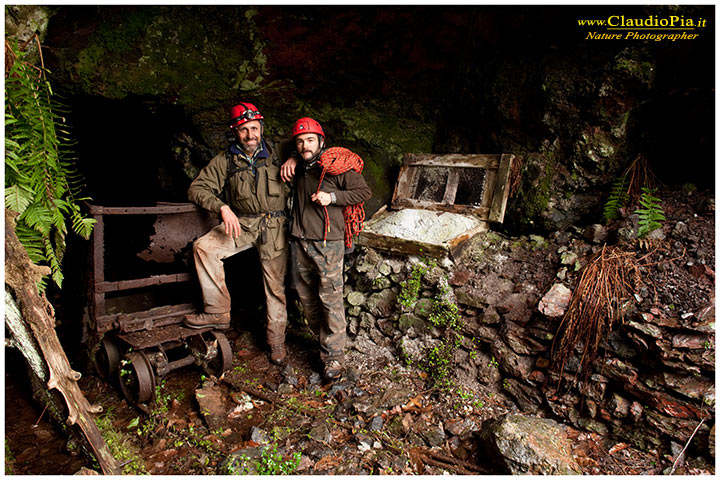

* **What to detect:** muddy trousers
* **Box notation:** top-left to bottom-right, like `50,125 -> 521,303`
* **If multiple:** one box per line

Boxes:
193,223 -> 288,345
292,238 -> 346,364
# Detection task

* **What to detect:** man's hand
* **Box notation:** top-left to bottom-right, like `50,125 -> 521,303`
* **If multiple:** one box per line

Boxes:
311,191 -> 332,206
280,157 -> 298,182
220,205 -> 242,238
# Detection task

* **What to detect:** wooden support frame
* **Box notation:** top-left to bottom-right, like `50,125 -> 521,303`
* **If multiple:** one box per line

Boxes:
359,152 -> 514,258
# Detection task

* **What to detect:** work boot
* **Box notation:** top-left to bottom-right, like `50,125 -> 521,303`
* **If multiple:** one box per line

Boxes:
269,344 -> 287,365
184,312 -> 231,330
323,360 -> 342,381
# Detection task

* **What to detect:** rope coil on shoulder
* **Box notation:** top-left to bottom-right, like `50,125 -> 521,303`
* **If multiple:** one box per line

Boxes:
314,147 -> 366,247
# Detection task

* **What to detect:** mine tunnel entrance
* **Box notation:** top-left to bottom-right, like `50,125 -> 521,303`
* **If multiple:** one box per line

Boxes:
46,95 -> 270,385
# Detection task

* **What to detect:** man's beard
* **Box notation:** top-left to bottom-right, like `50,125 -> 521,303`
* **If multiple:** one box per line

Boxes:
241,138 -> 259,155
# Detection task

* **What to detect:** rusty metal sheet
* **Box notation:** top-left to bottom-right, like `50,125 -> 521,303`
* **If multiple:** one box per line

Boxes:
98,273 -> 193,293
137,204 -> 219,263
117,323 -> 213,350
95,303 -> 198,333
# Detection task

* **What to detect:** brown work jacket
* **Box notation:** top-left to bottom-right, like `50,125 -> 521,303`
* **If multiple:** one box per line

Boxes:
290,156 -> 372,242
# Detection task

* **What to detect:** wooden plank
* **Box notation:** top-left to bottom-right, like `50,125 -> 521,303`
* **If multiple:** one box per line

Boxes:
90,214 -> 105,324
489,154 -> 514,223
447,223 -> 488,250
391,165 -> 412,208
404,153 -> 501,169
449,224 -> 489,260
442,169 -> 460,204
357,230 -> 448,258
482,169 -> 497,215
394,199 -> 490,219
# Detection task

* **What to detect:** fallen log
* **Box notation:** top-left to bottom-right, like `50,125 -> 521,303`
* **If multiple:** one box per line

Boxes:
5,209 -> 120,475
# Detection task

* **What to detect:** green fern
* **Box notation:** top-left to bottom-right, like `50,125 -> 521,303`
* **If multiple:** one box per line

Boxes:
603,175 -> 629,222
635,187 -> 665,238
5,40 -> 95,289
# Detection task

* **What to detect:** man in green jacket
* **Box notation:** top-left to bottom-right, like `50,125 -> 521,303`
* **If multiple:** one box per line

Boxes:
185,103 -> 290,365
282,117 -> 372,381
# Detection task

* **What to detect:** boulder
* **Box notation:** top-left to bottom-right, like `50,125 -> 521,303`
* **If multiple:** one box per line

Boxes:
481,414 -> 582,475
397,313 -> 429,334
481,306 -> 502,325
583,224 -> 608,243
502,321 -> 548,355
195,384 -> 232,432
413,298 -> 434,319
346,291 -> 365,306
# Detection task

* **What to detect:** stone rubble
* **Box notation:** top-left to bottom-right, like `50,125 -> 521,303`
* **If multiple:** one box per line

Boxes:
341,191 -> 715,469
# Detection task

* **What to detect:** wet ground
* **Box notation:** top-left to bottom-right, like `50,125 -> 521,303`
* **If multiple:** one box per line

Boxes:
4,320 -> 694,475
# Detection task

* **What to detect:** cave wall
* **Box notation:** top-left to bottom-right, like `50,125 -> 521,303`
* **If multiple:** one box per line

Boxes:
11,4 -> 711,229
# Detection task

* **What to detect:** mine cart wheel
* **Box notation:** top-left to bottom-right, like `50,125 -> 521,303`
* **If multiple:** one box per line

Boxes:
118,351 -> 156,404
203,331 -> 233,377
95,337 -> 121,379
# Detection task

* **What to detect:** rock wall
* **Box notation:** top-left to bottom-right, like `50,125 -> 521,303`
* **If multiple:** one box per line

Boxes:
343,205 -> 714,459
32,5 -> 715,227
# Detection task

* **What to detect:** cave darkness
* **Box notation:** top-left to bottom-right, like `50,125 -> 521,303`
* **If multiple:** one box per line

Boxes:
42,4 -> 715,209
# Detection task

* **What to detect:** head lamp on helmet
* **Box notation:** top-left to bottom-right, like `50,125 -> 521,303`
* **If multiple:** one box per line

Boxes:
229,103 -> 264,128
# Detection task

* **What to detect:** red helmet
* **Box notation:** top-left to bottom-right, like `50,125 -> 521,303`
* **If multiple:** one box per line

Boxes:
292,117 -> 324,139
229,103 -> 264,128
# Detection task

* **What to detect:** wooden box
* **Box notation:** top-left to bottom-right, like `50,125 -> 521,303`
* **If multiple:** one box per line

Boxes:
357,153 -> 514,258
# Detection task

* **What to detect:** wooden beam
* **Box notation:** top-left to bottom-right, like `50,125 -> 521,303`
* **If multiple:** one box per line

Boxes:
5,210 -> 121,475
489,154 -> 514,223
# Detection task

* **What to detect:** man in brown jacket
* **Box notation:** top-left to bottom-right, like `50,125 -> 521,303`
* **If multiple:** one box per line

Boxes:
282,117 -> 372,380
185,103 -> 290,365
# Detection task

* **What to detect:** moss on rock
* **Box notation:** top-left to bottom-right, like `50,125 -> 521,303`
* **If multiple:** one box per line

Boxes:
72,7 -> 267,107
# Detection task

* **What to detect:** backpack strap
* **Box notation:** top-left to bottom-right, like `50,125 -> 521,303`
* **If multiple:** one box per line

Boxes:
223,150 -> 267,194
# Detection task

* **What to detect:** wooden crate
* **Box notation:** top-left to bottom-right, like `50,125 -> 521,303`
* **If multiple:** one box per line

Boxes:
357,153 -> 514,258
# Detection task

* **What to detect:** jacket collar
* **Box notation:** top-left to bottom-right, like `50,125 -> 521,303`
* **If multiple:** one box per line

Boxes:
303,147 -> 326,172
231,138 -> 271,162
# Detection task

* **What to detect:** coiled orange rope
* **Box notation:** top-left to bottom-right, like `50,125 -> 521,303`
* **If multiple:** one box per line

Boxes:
315,147 -> 366,247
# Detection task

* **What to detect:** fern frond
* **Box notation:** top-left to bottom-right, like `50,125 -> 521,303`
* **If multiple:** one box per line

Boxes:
5,39 -> 95,288
636,187 -> 665,238
603,175 -> 629,222
5,184 -> 35,214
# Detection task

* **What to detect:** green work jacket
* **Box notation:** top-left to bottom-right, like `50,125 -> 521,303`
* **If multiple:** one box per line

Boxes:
188,139 -> 290,259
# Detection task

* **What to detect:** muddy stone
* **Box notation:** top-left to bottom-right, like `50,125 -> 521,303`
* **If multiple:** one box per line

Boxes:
346,291 -> 365,306
196,384 -> 232,431
366,289 -> 397,317
455,273 -> 515,308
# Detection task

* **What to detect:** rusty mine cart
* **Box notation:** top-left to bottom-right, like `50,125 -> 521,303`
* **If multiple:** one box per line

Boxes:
86,203 -> 231,405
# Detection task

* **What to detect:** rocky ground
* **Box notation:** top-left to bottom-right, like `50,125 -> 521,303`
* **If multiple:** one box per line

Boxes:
5,186 -> 715,475
68,324 -> 668,475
